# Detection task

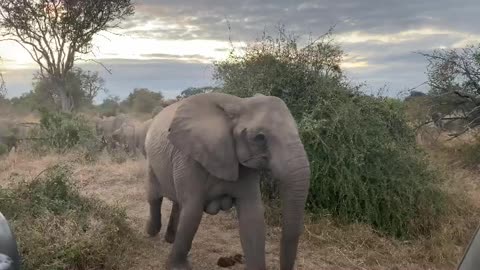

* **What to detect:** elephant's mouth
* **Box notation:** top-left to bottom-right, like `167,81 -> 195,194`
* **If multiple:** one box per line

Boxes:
241,154 -> 268,169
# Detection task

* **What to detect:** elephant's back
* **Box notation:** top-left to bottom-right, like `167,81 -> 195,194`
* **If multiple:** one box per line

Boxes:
145,101 -> 183,146
145,100 -> 184,166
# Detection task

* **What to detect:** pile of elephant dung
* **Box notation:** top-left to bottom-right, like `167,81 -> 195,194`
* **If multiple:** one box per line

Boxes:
217,254 -> 244,268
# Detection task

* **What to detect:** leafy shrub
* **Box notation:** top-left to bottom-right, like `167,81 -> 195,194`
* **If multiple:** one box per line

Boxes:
0,165 -> 139,270
214,26 -> 447,238
33,110 -> 101,154
299,92 -> 446,238
0,143 -> 8,155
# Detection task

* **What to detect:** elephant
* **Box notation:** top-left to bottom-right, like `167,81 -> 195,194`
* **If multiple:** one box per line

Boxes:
0,120 -> 33,152
144,93 -> 310,270
95,114 -> 129,150
136,118 -> 153,156
112,121 -> 137,155
112,118 -> 153,156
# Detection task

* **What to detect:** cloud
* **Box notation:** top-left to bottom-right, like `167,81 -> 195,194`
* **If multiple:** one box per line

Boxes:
3,0 -> 480,99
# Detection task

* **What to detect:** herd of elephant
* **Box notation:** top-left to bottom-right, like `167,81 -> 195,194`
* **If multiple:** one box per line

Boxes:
94,113 -> 153,157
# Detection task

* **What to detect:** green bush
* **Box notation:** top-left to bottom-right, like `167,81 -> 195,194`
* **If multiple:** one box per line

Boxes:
0,143 -> 8,155
0,165 -> 139,270
299,92 -> 446,238
214,26 -> 447,238
33,110 -> 101,154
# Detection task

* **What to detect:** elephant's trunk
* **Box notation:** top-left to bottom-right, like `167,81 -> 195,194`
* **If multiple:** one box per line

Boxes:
277,141 -> 310,270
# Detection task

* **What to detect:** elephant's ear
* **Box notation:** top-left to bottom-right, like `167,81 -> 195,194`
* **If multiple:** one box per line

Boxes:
167,93 -> 241,182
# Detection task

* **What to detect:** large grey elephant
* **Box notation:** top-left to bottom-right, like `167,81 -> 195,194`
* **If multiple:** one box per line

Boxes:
144,93 -> 310,270
136,118 -> 153,156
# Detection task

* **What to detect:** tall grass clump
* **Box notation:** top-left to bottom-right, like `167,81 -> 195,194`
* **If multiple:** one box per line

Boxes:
214,25 -> 447,238
0,164 -> 139,270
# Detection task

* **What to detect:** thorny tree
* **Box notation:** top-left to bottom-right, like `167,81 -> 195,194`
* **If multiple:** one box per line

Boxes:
420,45 -> 480,135
0,0 -> 134,111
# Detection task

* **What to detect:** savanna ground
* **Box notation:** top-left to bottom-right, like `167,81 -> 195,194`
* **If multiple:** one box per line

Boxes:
1,111 -> 479,270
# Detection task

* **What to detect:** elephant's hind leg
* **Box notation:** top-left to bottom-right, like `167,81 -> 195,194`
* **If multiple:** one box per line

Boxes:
146,167 -> 163,237
165,202 -> 179,243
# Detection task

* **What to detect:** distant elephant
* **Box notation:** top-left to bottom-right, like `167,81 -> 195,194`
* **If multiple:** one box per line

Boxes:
112,121 -> 137,155
112,118 -> 153,156
95,114 -> 129,150
0,120 -> 38,151
144,93 -> 310,270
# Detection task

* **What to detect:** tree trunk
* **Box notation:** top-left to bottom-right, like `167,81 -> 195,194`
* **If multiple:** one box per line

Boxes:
53,77 -> 73,112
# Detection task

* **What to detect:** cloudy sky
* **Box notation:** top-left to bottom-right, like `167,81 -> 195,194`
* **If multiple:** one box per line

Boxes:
1,0 -> 480,102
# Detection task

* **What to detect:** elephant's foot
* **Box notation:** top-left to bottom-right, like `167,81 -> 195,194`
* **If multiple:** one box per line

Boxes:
146,219 -> 161,237
167,259 -> 192,270
165,231 -> 175,243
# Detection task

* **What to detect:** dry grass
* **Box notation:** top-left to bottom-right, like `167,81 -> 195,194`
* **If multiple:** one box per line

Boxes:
1,132 -> 480,269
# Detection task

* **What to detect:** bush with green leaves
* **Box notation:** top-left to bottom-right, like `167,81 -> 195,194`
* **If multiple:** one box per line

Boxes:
33,110 -> 101,154
214,26 -> 447,238
300,92 -> 446,238
0,165 -> 139,270
0,143 -> 8,155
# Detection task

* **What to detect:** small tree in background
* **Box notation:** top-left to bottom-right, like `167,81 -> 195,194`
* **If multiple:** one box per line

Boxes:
32,67 -> 107,110
0,0 -> 134,111
214,26 -> 346,120
122,88 -> 164,113
419,45 -> 480,135
98,95 -> 121,117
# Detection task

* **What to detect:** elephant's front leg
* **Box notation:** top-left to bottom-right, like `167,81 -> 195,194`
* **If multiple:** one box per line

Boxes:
165,202 -> 180,243
167,200 -> 204,270
236,180 -> 266,270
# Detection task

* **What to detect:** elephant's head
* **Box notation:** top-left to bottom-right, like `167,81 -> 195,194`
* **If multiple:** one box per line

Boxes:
112,123 -> 135,151
168,93 -> 310,269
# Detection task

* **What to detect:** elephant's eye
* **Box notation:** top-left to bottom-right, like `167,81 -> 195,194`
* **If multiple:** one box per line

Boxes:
253,133 -> 267,145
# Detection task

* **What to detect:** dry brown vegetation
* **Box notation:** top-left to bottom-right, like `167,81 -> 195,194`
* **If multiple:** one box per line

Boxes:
0,110 -> 479,270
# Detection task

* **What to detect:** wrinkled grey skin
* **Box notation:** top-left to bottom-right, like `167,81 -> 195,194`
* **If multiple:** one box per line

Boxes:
95,114 -> 129,150
136,119 -> 153,156
145,93 -> 310,270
